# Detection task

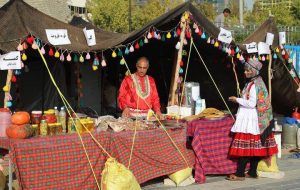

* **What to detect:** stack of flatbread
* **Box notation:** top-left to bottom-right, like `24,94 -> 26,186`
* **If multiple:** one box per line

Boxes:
183,108 -> 225,121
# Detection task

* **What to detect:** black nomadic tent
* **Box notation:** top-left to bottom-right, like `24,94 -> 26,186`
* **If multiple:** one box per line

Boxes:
0,0 -> 298,116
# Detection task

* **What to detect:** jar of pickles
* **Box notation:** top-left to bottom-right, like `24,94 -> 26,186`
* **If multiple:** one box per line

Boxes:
68,118 -> 76,133
48,123 -> 56,136
31,124 -> 39,136
40,120 -> 48,136
56,122 -> 63,134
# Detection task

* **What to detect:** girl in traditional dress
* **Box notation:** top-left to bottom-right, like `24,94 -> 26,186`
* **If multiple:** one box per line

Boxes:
227,60 -> 278,181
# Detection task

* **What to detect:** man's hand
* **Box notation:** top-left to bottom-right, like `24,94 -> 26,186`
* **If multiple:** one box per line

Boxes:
122,107 -> 130,117
156,111 -> 164,120
228,96 -> 237,103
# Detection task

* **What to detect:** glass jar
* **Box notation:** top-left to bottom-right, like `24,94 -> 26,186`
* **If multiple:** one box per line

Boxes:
40,120 -> 48,136
56,122 -> 63,134
31,124 -> 39,136
48,123 -> 56,136
31,111 -> 42,124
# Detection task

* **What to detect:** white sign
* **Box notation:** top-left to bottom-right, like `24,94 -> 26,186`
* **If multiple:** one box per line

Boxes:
46,29 -> 71,45
218,28 -> 232,44
279,32 -> 286,45
245,42 -> 258,53
258,42 -> 271,55
0,51 -> 21,70
83,27 -> 96,46
266,32 -> 274,45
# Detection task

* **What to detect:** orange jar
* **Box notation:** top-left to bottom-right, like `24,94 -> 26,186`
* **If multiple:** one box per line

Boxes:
31,111 -> 42,124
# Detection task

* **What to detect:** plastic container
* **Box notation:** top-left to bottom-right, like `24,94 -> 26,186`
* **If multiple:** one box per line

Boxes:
195,97 -> 202,115
282,124 -> 298,147
59,107 -> 67,133
0,108 -> 11,137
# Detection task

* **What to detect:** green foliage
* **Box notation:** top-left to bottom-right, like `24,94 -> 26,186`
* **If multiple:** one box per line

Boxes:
87,0 -> 182,33
190,1 -> 216,21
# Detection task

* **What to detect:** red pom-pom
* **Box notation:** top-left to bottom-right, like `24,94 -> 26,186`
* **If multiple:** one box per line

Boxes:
285,53 -> 289,60
134,42 -> 140,49
22,42 -> 28,50
186,31 -> 191,38
180,60 -> 184,66
11,75 -> 17,83
26,36 -> 34,45
176,28 -> 181,36
48,48 -> 54,56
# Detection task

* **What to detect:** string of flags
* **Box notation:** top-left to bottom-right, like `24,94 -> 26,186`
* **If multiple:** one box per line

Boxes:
1,11 -> 297,108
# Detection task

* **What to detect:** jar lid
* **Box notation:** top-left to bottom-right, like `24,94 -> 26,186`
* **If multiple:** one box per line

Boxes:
32,124 -> 38,127
32,110 -> 42,114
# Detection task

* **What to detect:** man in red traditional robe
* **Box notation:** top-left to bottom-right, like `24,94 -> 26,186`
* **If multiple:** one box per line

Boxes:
118,57 -> 163,119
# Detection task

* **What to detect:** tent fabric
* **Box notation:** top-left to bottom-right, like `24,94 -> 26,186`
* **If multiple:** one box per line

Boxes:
242,17 -> 279,49
0,0 -> 129,52
241,17 -> 300,114
0,1 -> 219,53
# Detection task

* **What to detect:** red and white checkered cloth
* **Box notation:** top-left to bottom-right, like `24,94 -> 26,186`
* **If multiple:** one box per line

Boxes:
187,116 -> 237,183
0,127 -> 195,189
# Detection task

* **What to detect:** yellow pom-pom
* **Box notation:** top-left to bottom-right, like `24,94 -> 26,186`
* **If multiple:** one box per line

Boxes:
237,53 -> 240,59
275,47 -> 280,53
2,85 -> 9,92
166,32 -> 171,39
54,51 -> 60,58
120,58 -> 125,65
112,51 -> 117,58
214,41 -> 219,47
92,65 -> 98,71
22,53 -> 27,61
79,55 -> 84,63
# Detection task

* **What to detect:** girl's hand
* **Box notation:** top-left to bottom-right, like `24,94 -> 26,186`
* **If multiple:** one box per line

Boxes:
228,96 -> 237,103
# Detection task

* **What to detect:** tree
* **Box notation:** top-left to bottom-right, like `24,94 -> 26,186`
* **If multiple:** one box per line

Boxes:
87,0 -> 182,33
190,1 -> 216,21
291,1 -> 300,24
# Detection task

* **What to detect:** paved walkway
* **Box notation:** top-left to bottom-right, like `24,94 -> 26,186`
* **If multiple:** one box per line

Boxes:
142,153 -> 300,190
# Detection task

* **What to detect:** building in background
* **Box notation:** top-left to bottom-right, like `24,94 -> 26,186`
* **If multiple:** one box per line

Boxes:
0,0 -> 89,23
255,0 -> 293,11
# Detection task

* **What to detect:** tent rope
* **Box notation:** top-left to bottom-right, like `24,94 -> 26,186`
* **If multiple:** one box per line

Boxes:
231,57 -> 241,97
37,48 -> 101,189
192,41 -> 235,121
268,54 -> 273,102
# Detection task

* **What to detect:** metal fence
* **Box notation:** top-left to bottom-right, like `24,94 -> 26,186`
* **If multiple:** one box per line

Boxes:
228,25 -> 300,45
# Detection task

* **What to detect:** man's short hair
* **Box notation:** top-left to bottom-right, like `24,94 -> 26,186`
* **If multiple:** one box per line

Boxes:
223,8 -> 231,14
136,57 -> 149,67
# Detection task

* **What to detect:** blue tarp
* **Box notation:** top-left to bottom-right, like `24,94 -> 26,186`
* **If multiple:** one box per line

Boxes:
285,45 -> 300,76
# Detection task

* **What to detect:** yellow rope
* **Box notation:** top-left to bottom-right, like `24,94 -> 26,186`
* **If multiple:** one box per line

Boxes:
37,48 -> 111,190
231,57 -> 241,97
122,57 -> 190,168
179,37 -> 193,107
280,56 -> 300,88
192,42 -> 235,121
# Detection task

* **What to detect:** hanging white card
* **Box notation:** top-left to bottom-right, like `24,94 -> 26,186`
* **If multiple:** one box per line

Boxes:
218,28 -> 232,44
83,27 -> 96,46
0,51 -> 21,70
266,32 -> 274,45
245,42 -> 258,53
279,32 -> 286,45
45,29 -> 71,45
258,42 -> 270,55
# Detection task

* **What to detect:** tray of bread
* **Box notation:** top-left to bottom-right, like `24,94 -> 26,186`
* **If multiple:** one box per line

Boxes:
183,108 -> 226,121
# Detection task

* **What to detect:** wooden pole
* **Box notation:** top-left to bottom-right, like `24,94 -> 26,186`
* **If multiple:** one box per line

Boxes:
268,54 -> 273,102
3,70 -> 13,108
168,15 -> 187,106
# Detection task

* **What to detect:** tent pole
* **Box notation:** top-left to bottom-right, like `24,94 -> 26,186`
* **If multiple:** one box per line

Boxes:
3,70 -> 12,108
168,15 -> 187,106
268,53 -> 273,102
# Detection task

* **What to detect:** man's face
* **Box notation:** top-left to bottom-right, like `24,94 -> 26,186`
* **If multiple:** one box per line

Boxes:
136,60 -> 149,77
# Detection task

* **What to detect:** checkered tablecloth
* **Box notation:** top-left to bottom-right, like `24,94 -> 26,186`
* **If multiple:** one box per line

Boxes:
110,128 -> 195,184
187,116 -> 237,183
0,127 -> 194,189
